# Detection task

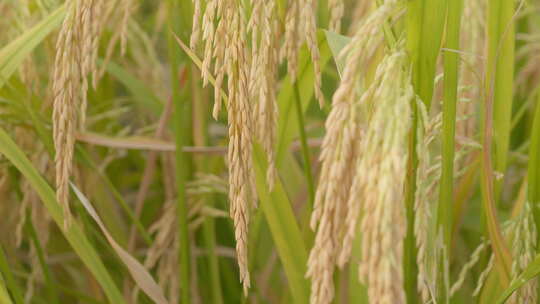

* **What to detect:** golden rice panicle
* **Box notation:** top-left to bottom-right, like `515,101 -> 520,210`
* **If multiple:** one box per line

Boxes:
281,0 -> 300,79
306,32 -> 357,304
306,65 -> 361,302
52,0 -> 81,229
226,15 -> 254,295
248,0 -> 279,189
311,0 -> 397,249
193,0 -> 255,293
328,0 -> 344,33
220,0 -> 255,293
307,4 -> 401,303
306,106 -> 360,304
355,51 -> 411,304
52,0 -> 104,229
190,0 -> 201,49
281,0 -> 324,106
200,0 -> 217,89
80,0 -> 106,127
329,0 -> 400,266
205,0 -> 228,119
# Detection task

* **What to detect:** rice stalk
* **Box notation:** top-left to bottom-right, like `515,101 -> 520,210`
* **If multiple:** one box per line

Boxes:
404,0 -> 447,300
434,0 -> 463,302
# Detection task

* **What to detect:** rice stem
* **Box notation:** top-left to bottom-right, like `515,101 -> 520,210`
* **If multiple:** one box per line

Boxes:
168,0 -> 193,301
293,80 -> 315,205
437,0 -> 463,301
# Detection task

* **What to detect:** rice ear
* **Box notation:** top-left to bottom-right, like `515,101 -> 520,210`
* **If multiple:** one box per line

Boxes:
52,0 -> 105,229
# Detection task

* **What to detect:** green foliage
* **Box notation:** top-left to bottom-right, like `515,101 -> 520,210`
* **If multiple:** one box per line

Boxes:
0,1 -> 539,303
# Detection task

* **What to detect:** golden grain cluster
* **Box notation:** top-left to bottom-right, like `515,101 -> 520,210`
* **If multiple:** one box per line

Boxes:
2,0 -> 539,303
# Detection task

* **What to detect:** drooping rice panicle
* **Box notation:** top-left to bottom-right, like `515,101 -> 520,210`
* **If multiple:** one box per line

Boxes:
192,0 -> 255,293
353,51 -> 412,304
52,0 -> 105,228
190,0 -> 201,49
307,3 -> 403,303
248,0 -> 279,189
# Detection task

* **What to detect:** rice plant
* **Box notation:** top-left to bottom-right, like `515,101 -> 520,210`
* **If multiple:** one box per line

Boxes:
1,0 -> 540,303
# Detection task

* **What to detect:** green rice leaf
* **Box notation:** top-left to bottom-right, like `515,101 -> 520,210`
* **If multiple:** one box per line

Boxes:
324,30 -> 351,77
100,60 -> 163,116
0,128 -> 125,304
0,5 -> 66,89
253,144 -> 309,304
0,278 -> 13,304
530,93 -> 540,228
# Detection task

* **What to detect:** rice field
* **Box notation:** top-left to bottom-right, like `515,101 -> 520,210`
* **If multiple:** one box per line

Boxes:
0,0 -> 539,303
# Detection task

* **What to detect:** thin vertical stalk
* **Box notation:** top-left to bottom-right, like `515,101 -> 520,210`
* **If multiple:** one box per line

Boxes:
479,0 -> 516,286
253,145 -> 310,304
439,0 -> 463,251
529,93 -> 540,242
437,1 -> 463,302
293,80 -> 315,205
202,215 -> 224,304
403,96 -> 419,304
168,0 -> 193,302
405,0 -> 447,302
193,75 -> 224,304
487,0 -> 516,199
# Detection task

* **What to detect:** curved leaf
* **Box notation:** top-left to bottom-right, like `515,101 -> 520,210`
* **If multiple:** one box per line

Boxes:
0,128 -> 125,304
0,5 -> 66,89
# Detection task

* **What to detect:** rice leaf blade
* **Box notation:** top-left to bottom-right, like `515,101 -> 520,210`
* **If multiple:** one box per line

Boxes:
253,144 -> 309,304
0,5 -> 66,89
530,93 -> 540,232
0,128 -> 125,304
